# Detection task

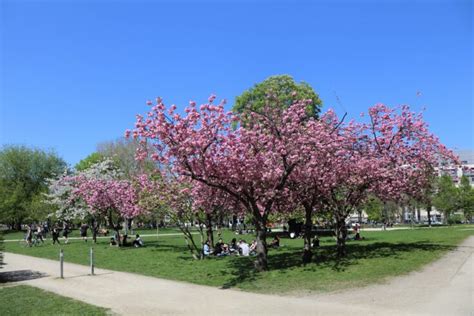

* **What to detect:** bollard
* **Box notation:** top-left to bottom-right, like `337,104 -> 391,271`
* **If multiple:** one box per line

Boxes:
90,247 -> 95,275
60,249 -> 64,279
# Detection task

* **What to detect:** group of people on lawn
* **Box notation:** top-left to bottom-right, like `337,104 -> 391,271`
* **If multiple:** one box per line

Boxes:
109,233 -> 144,248
203,235 -> 280,257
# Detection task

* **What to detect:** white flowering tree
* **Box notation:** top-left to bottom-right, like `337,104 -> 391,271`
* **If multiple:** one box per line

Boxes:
46,159 -> 124,230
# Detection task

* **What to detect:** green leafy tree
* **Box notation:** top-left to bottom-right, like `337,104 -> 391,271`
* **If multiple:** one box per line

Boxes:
233,75 -> 322,120
97,138 -> 156,179
0,145 -> 67,229
433,175 -> 459,224
75,152 -> 104,171
458,175 -> 474,222
363,196 -> 384,222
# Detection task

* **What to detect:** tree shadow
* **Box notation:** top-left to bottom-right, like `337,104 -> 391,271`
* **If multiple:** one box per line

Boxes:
0,270 -> 48,283
220,241 -> 455,289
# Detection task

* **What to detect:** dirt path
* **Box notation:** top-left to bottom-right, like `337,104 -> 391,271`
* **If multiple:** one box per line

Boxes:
2,237 -> 473,315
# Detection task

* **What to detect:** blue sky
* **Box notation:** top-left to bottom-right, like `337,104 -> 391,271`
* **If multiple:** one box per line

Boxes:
1,0 -> 472,166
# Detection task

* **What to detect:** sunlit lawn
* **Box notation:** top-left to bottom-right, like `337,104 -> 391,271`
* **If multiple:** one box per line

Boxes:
3,226 -> 473,294
0,285 -> 110,315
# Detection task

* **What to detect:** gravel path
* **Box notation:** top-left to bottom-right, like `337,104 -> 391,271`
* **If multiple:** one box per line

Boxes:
2,237 -> 473,315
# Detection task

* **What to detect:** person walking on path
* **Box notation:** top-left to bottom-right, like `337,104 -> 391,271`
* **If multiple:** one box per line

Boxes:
52,227 -> 61,245
25,225 -> 33,247
62,223 -> 70,244
36,225 -> 45,244
80,223 -> 89,242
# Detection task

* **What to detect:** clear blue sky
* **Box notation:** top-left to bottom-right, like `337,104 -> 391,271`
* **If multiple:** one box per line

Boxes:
1,0 -> 472,166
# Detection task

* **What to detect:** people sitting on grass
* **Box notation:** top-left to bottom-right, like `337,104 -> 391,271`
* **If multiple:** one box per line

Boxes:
311,235 -> 320,248
133,234 -> 144,247
109,237 -> 117,246
201,236 -> 290,258
122,234 -> 130,247
213,238 -> 223,256
238,239 -> 250,256
353,223 -> 364,240
203,240 -> 211,256
249,240 -> 257,255
230,238 -> 239,254
270,235 -> 280,248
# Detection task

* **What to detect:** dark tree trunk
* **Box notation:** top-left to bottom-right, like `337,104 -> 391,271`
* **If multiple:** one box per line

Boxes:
335,216 -> 348,257
427,204 -> 432,227
206,213 -> 214,247
302,205 -> 313,264
114,227 -> 122,247
231,215 -> 237,231
254,226 -> 268,271
253,212 -> 268,271
108,212 -> 121,247
91,218 -> 98,243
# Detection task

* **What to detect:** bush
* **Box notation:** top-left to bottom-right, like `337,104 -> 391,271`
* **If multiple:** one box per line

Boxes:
448,214 -> 463,225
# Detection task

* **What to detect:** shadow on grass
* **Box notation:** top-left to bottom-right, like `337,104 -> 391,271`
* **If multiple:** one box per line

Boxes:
114,240 -> 190,253
220,241 -> 455,289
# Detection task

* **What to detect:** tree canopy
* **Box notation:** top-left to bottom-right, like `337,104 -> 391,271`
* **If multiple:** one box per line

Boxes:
75,152 -> 104,171
233,75 -> 322,119
433,174 -> 459,223
0,145 -> 66,228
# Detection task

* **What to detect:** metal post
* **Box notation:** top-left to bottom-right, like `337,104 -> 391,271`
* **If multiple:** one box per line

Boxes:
90,247 -> 94,275
60,249 -> 64,279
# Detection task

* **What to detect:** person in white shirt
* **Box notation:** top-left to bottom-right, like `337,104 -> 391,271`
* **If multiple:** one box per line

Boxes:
239,240 -> 250,256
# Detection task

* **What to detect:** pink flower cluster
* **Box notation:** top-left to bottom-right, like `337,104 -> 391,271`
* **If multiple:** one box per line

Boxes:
71,175 -> 143,219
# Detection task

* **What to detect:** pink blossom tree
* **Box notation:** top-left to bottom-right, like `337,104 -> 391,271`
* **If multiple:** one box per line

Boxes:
129,96 -> 315,271
306,105 -> 457,256
71,160 -> 144,246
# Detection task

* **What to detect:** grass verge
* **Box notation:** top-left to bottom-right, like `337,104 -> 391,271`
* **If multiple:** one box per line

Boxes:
0,285 -> 110,315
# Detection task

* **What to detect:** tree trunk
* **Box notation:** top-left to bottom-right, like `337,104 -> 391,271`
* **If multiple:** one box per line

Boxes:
91,218 -> 98,243
335,216 -> 348,257
114,226 -> 122,247
178,225 -> 201,260
254,219 -> 268,271
427,203 -> 432,227
206,213 -> 214,247
232,215 -> 237,231
198,224 -> 205,260
109,212 -> 121,246
302,205 -> 313,264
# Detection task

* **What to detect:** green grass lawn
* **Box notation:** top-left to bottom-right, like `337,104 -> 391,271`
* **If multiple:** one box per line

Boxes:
3,226 -> 473,294
0,285 -> 110,315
